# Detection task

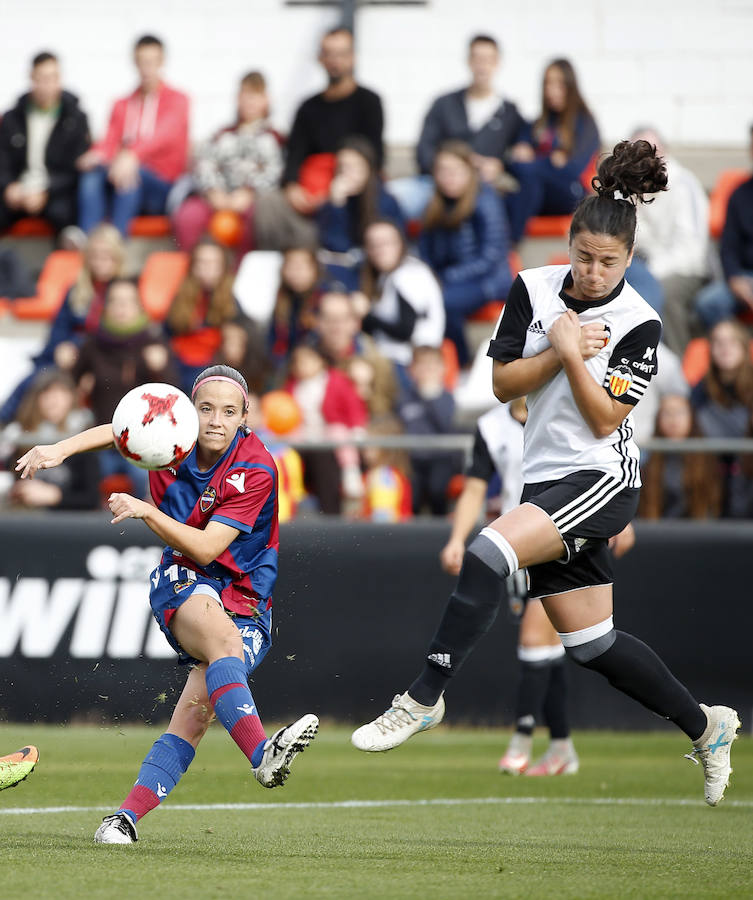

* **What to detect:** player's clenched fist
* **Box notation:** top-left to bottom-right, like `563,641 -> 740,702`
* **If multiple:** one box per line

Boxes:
108,492 -> 149,524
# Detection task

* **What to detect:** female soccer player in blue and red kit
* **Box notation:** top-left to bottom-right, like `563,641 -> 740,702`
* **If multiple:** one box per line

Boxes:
16,365 -> 318,844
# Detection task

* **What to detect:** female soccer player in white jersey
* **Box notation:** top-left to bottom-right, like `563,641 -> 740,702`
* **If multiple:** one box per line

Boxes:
352,141 -> 740,806
16,366 -> 318,843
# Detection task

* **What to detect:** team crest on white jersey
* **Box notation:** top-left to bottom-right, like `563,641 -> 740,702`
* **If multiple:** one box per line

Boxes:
608,365 -> 633,398
226,471 -> 246,494
199,485 -> 217,513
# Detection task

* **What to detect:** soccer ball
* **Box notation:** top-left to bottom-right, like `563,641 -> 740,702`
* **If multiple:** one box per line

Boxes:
112,383 -> 199,470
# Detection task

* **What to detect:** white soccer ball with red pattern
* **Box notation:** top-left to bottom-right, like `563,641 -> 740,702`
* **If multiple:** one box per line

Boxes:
112,382 -> 199,470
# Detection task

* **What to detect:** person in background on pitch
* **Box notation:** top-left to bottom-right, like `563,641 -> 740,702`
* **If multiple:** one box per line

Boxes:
16,365 -> 319,844
353,141 -> 740,809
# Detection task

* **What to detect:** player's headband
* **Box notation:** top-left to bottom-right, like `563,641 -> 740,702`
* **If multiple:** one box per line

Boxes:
191,376 -> 249,409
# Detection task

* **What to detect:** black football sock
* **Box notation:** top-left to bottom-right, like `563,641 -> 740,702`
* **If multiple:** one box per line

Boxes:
542,659 -> 570,740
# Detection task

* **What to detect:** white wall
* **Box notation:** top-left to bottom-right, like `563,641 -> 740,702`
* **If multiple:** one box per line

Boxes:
0,0 -> 751,150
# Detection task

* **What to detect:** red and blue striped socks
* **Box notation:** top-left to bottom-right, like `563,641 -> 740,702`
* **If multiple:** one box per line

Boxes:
205,656 -> 267,767
118,732 -> 195,823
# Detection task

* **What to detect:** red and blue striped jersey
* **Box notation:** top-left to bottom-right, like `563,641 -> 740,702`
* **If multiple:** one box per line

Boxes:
149,427 -> 279,617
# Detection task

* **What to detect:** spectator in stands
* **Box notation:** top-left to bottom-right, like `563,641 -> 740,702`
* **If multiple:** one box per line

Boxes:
391,34 -> 526,220
361,417 -> 413,522
419,141 -> 512,365
285,341 -> 368,513
344,354 -> 396,418
505,59 -> 600,243
166,238 -> 241,392
690,319 -> 753,518
0,223 -> 126,424
173,71 -> 282,253
282,27 -> 383,214
268,247 -> 323,369
624,127 -> 711,341
73,277 -> 178,497
76,35 -> 189,236
254,28 -> 384,251
396,345 -> 458,516
695,125 -> 753,329
638,394 -> 721,519
0,51 -> 90,235
316,136 -> 404,288
314,290 -> 397,414
352,219 -> 445,383
214,317 -> 271,397
4,371 -> 98,511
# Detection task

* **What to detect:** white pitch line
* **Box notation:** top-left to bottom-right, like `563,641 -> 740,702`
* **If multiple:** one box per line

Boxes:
1,796 -> 752,816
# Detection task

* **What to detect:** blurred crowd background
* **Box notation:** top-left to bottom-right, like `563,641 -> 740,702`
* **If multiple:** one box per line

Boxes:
2,1 -> 753,522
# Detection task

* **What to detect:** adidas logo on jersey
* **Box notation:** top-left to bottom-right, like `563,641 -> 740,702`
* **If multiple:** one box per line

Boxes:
427,652 -> 451,668
527,319 -> 547,335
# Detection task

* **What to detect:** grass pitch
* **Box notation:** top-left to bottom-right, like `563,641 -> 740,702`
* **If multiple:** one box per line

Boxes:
1,723 -> 751,899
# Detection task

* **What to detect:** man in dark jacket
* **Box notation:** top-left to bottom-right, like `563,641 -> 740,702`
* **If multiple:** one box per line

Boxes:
0,52 -> 90,234
417,35 -> 526,178
389,35 -> 526,219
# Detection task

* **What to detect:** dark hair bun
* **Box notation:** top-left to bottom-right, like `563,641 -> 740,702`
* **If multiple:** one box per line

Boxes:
592,140 -> 668,204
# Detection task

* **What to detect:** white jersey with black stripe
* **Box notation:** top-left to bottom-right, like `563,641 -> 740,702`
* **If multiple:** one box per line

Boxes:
487,265 -> 662,487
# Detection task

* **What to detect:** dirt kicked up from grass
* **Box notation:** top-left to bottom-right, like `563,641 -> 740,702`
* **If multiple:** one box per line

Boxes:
1,723 -> 751,899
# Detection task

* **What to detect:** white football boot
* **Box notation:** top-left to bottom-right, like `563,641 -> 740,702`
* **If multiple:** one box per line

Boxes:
498,732 -> 533,774
525,738 -> 579,776
253,713 -> 319,788
94,813 -> 138,844
685,703 -> 741,806
351,691 -> 445,752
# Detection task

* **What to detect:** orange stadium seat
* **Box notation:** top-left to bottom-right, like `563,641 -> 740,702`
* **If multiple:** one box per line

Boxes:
11,250 -> 83,320
4,217 -> 55,238
441,338 -> 460,390
708,169 -> 748,240
129,215 -> 172,238
139,250 -> 190,321
525,214 -> 572,238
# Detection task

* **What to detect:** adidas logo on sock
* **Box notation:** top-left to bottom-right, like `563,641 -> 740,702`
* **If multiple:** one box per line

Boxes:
428,652 -> 451,668
527,319 -> 547,335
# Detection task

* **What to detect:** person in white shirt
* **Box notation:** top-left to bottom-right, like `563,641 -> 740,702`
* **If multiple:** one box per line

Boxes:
352,141 -> 740,809
626,127 -> 711,354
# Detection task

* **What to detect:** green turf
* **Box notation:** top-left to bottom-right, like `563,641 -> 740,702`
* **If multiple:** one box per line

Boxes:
1,723 -> 751,899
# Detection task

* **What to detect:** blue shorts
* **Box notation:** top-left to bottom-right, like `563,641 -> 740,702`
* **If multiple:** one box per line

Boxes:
149,563 -> 272,677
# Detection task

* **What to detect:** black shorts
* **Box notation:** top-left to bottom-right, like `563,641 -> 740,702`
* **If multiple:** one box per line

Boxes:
521,470 -> 639,600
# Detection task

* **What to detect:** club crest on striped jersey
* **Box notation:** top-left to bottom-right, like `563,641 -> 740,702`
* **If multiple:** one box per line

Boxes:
199,485 -> 217,513
608,365 -> 633,398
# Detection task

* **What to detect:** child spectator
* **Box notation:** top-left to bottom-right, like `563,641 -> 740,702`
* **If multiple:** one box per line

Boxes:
73,278 -> 178,497
173,71 -> 282,253
246,393 -> 305,523
268,247 -> 323,369
352,218 -> 445,383
344,354 -> 396,418
639,394 -> 721,520
166,239 -> 240,392
76,35 -> 189,236
396,345 -> 458,516
3,371 -> 98,511
0,52 -> 90,235
361,417 -> 412,523
419,141 -> 512,365
0,223 -> 126,424
285,342 -> 367,514
505,59 -> 600,243
316,136 -> 404,287
691,319 -> 753,517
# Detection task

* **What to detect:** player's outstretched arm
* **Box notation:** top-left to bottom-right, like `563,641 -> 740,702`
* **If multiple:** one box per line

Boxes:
107,492 -> 239,567
15,423 -> 115,479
